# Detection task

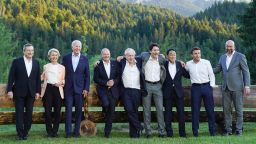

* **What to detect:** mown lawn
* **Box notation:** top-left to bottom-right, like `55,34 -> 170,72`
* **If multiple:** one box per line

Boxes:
1,122 -> 256,144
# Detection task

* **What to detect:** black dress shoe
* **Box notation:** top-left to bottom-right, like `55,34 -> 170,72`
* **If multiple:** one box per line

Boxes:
74,134 -> 81,138
236,131 -> 242,136
193,132 -> 198,137
146,134 -> 151,138
104,133 -> 110,138
167,133 -> 173,137
222,132 -> 232,136
15,136 -> 23,140
52,134 -> 58,138
180,134 -> 187,138
65,134 -> 71,138
158,134 -> 165,138
23,135 -> 28,140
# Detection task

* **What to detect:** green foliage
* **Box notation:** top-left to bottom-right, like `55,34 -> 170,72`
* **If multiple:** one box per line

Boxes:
194,1 -> 248,24
0,19 -> 18,83
239,0 -> 256,84
0,0 -> 254,83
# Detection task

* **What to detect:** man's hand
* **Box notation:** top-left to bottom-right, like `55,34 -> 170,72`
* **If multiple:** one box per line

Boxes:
180,60 -> 186,67
35,93 -> 40,100
7,91 -> 13,100
107,80 -> 114,87
244,87 -> 250,96
116,56 -> 124,62
83,90 -> 89,98
93,61 -> 100,68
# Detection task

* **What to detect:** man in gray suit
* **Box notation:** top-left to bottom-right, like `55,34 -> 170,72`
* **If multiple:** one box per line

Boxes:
140,43 -> 166,138
214,40 -> 250,136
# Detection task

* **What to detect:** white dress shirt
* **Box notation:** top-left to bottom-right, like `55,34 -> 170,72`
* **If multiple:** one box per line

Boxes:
168,62 -> 176,79
103,61 -> 111,79
46,63 -> 60,84
186,59 -> 215,87
23,56 -> 32,77
122,61 -> 140,89
144,56 -> 160,82
72,52 -> 80,71
226,51 -> 235,69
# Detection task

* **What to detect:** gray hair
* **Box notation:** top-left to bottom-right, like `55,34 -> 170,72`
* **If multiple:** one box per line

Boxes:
23,43 -> 34,51
71,40 -> 82,48
225,40 -> 235,48
124,48 -> 136,56
48,48 -> 60,57
101,48 -> 110,55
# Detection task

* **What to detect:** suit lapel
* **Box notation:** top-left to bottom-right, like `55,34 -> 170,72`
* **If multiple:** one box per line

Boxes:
21,57 -> 29,78
223,55 -> 228,71
227,52 -> 237,70
100,60 -> 109,79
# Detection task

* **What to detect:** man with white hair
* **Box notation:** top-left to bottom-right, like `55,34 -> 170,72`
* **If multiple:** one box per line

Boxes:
214,40 -> 250,136
93,48 -> 120,138
62,40 -> 90,138
120,48 -> 147,138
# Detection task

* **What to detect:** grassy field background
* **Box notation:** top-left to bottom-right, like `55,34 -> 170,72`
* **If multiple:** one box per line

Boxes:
1,122 -> 256,144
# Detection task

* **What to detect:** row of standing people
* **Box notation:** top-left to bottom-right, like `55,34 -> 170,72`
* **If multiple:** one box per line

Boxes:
7,40 -> 90,140
94,40 -> 250,138
6,39 -> 250,140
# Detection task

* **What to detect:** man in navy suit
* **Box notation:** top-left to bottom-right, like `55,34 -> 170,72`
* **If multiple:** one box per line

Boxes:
62,40 -> 90,138
119,48 -> 147,138
93,48 -> 120,138
7,43 -> 41,140
162,49 -> 189,137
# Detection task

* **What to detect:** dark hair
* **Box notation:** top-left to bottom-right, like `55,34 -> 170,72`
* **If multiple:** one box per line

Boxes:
23,43 -> 33,51
191,47 -> 200,54
166,48 -> 176,55
149,43 -> 159,51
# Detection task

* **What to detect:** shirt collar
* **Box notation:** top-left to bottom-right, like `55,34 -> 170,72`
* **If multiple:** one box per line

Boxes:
149,56 -> 158,61
103,60 -> 110,65
72,52 -> 80,57
126,59 -> 137,66
168,61 -> 176,65
23,56 -> 32,63
226,51 -> 235,57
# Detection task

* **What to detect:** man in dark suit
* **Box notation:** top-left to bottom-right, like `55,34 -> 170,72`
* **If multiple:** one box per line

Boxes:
7,43 -> 41,140
162,49 -> 189,138
214,40 -> 250,136
93,48 -> 119,138
62,40 -> 90,138
119,48 -> 147,138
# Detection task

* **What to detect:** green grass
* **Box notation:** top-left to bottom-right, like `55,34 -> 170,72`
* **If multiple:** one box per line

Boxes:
1,122 -> 256,144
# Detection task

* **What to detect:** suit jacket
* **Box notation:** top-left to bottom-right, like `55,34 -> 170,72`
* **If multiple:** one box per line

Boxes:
214,51 -> 250,91
93,60 -> 120,100
119,58 -> 147,96
140,52 -> 166,84
41,63 -> 65,99
62,53 -> 90,95
7,57 -> 41,98
162,60 -> 189,99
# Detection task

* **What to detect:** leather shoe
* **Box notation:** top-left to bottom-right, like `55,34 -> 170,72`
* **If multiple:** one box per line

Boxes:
236,131 -> 242,136
193,132 -> 198,137
23,135 -> 28,140
15,136 -> 23,140
146,134 -> 151,138
104,133 -> 110,138
158,134 -> 165,138
65,134 -> 71,138
222,132 -> 232,136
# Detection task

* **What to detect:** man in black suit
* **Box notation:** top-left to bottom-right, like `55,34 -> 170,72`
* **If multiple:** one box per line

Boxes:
7,43 -> 41,140
119,48 -> 146,138
93,48 -> 120,138
162,49 -> 189,137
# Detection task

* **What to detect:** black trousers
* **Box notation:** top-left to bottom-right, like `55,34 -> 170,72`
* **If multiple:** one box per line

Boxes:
123,88 -> 142,137
15,92 -> 35,138
164,88 -> 186,137
43,84 -> 62,135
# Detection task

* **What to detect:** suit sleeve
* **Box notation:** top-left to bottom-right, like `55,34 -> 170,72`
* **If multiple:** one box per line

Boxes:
113,61 -> 120,85
84,57 -> 90,91
240,54 -> 250,87
93,65 -> 108,86
7,59 -> 16,92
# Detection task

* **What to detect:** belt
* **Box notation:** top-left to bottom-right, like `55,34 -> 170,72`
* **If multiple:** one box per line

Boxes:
47,83 -> 58,87
145,80 -> 160,84
192,82 -> 210,86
